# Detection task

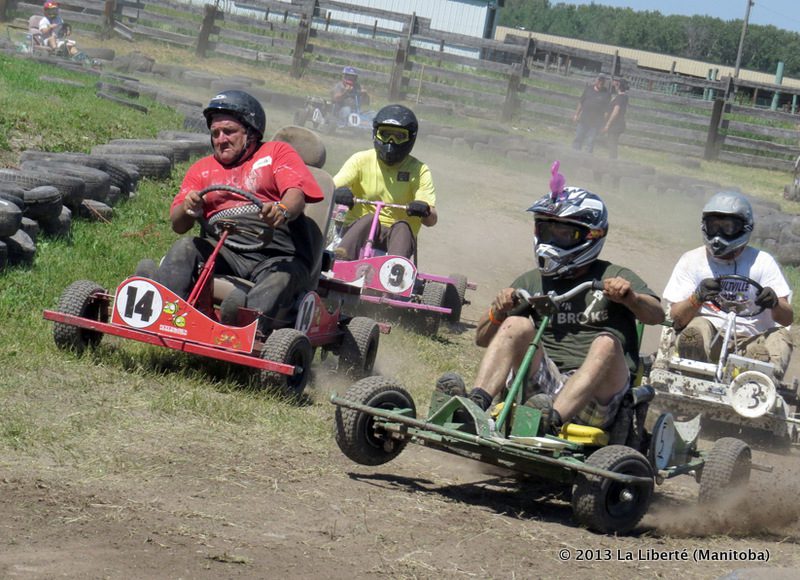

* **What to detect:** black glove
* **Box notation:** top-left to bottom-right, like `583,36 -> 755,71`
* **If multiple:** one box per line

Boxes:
406,200 -> 431,218
755,286 -> 779,309
333,186 -> 354,209
693,278 -> 721,303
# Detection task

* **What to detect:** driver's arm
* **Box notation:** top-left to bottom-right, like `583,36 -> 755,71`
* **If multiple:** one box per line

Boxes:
475,288 -> 516,347
771,296 -> 793,327
170,190 -> 203,234
421,207 -> 438,227
669,298 -> 701,332
261,187 -> 305,228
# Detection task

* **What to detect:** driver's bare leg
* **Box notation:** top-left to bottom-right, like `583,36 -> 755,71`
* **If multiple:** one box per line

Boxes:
470,316 -> 538,402
553,333 -> 629,423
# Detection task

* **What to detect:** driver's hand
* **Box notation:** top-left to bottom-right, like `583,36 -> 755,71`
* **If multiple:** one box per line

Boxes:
603,277 -> 633,304
183,191 -> 203,218
491,288 -> 517,316
755,286 -> 779,309
694,278 -> 721,303
261,202 -> 288,228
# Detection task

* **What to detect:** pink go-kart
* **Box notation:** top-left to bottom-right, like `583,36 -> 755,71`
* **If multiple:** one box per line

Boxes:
325,198 -> 475,335
43,181 -> 383,399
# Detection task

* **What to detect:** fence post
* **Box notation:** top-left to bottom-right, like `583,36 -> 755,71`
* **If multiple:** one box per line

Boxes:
705,97 -> 728,161
102,0 -> 115,40
388,41 -> 408,101
0,0 -> 12,23
291,13 -> 310,79
196,4 -> 221,58
502,63 -> 522,122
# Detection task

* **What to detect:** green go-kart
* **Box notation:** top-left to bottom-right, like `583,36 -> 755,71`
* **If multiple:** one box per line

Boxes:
332,280 -> 760,534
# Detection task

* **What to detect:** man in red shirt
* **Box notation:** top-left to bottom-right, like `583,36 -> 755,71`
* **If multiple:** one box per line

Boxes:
153,90 -> 324,331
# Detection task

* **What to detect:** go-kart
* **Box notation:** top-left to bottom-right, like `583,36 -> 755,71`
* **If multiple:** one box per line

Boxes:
325,198 -> 475,335
43,182 -> 383,398
649,274 -> 800,447
332,280 -> 758,534
293,94 -> 375,135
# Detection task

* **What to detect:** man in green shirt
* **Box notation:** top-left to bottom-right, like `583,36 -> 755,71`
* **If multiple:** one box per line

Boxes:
441,186 -> 663,434
332,104 -> 437,261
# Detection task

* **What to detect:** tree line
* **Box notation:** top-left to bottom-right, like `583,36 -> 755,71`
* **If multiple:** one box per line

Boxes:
499,0 -> 800,78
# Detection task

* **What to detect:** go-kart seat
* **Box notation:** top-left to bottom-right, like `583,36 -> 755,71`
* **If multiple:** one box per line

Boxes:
27,15 -> 46,49
212,126 -> 335,308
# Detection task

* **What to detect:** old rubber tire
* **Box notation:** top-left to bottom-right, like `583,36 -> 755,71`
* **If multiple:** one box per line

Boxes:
53,280 -> 108,353
698,437 -> 751,504
334,376 -> 416,466
416,280 -> 446,336
258,328 -> 313,398
571,445 -> 654,534
339,316 -> 379,378
444,273 -> 468,323
0,198 -> 23,238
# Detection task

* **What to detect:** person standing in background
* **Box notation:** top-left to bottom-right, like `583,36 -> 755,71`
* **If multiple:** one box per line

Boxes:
572,74 -> 611,154
603,78 -> 630,160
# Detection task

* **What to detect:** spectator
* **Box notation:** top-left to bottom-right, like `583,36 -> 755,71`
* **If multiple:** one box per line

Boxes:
602,78 -> 629,159
572,74 -> 611,154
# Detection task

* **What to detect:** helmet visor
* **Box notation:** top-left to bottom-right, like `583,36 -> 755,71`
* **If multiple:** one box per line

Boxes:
535,219 -> 588,249
375,126 -> 410,145
704,215 -> 744,237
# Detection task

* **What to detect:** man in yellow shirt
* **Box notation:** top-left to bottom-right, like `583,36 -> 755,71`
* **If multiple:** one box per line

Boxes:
332,104 -> 437,260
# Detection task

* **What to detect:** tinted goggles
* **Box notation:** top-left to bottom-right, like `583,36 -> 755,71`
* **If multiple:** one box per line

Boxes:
704,215 -> 744,237
375,126 -> 411,145
535,220 -> 589,249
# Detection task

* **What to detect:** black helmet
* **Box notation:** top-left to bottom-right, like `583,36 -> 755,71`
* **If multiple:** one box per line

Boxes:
203,90 -> 266,140
372,104 -> 418,165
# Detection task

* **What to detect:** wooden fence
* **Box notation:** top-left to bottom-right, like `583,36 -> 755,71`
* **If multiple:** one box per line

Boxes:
3,0 -> 800,170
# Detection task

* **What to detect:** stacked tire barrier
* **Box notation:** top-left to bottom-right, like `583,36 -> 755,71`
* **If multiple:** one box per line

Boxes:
0,132 -> 211,272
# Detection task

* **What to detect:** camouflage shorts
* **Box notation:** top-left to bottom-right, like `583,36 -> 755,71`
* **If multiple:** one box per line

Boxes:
520,345 -> 629,430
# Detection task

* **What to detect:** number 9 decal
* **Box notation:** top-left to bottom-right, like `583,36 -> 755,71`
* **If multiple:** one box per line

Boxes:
378,257 -> 414,294
115,279 -> 163,328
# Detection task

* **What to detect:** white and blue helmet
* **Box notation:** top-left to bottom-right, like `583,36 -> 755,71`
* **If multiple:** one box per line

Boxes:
527,187 -> 609,277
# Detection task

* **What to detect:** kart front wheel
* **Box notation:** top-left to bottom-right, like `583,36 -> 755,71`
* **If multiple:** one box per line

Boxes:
259,328 -> 313,398
339,316 -> 379,378
698,437 -> 751,504
414,281 -> 446,336
53,280 -> 109,354
335,376 -> 416,466
572,445 -> 654,534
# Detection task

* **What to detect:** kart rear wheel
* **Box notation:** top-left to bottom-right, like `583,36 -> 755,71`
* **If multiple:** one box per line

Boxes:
339,316 -> 379,378
698,437 -> 751,504
259,328 -> 313,398
53,280 -> 108,353
415,281 -> 446,336
335,376 -> 416,466
572,445 -> 654,534
444,273 -> 468,323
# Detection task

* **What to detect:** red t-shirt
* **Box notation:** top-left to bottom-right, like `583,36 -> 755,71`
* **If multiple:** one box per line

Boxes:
172,141 -> 325,268
172,141 -> 323,217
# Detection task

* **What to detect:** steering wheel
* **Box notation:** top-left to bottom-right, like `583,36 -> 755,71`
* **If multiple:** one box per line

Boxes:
710,274 -> 766,317
196,184 -> 274,252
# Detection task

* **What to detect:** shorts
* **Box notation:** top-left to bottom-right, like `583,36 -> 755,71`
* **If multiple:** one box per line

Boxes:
520,347 -> 629,430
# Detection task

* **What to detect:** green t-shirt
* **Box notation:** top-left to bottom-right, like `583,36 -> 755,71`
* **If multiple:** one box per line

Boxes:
333,149 -> 436,236
511,260 -> 659,374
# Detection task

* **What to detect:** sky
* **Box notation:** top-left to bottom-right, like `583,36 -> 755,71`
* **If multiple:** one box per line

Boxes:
563,1 -> 800,34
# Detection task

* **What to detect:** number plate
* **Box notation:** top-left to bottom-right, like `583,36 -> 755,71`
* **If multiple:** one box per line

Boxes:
110,277 -> 257,353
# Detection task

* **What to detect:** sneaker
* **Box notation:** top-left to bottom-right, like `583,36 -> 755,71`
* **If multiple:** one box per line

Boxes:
435,372 -> 466,397
524,393 -> 560,436
334,247 -> 349,261
677,327 -> 705,361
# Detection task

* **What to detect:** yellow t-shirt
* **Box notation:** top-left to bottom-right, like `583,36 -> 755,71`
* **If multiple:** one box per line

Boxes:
332,149 -> 436,235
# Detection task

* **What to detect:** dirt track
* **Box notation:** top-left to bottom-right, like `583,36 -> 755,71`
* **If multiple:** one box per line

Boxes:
2,112 -> 800,579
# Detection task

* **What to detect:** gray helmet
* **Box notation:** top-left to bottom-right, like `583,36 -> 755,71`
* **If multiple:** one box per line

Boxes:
527,186 -> 608,277
701,191 -> 753,258
203,90 -> 266,140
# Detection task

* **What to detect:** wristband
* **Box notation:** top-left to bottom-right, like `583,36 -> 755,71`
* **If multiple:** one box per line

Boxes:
488,307 -> 507,326
274,202 -> 292,221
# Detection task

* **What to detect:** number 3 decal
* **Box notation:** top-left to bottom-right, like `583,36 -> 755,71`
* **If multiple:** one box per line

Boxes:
115,279 -> 164,329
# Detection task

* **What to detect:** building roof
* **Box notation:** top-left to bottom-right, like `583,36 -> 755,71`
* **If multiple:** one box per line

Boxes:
495,26 -> 800,90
